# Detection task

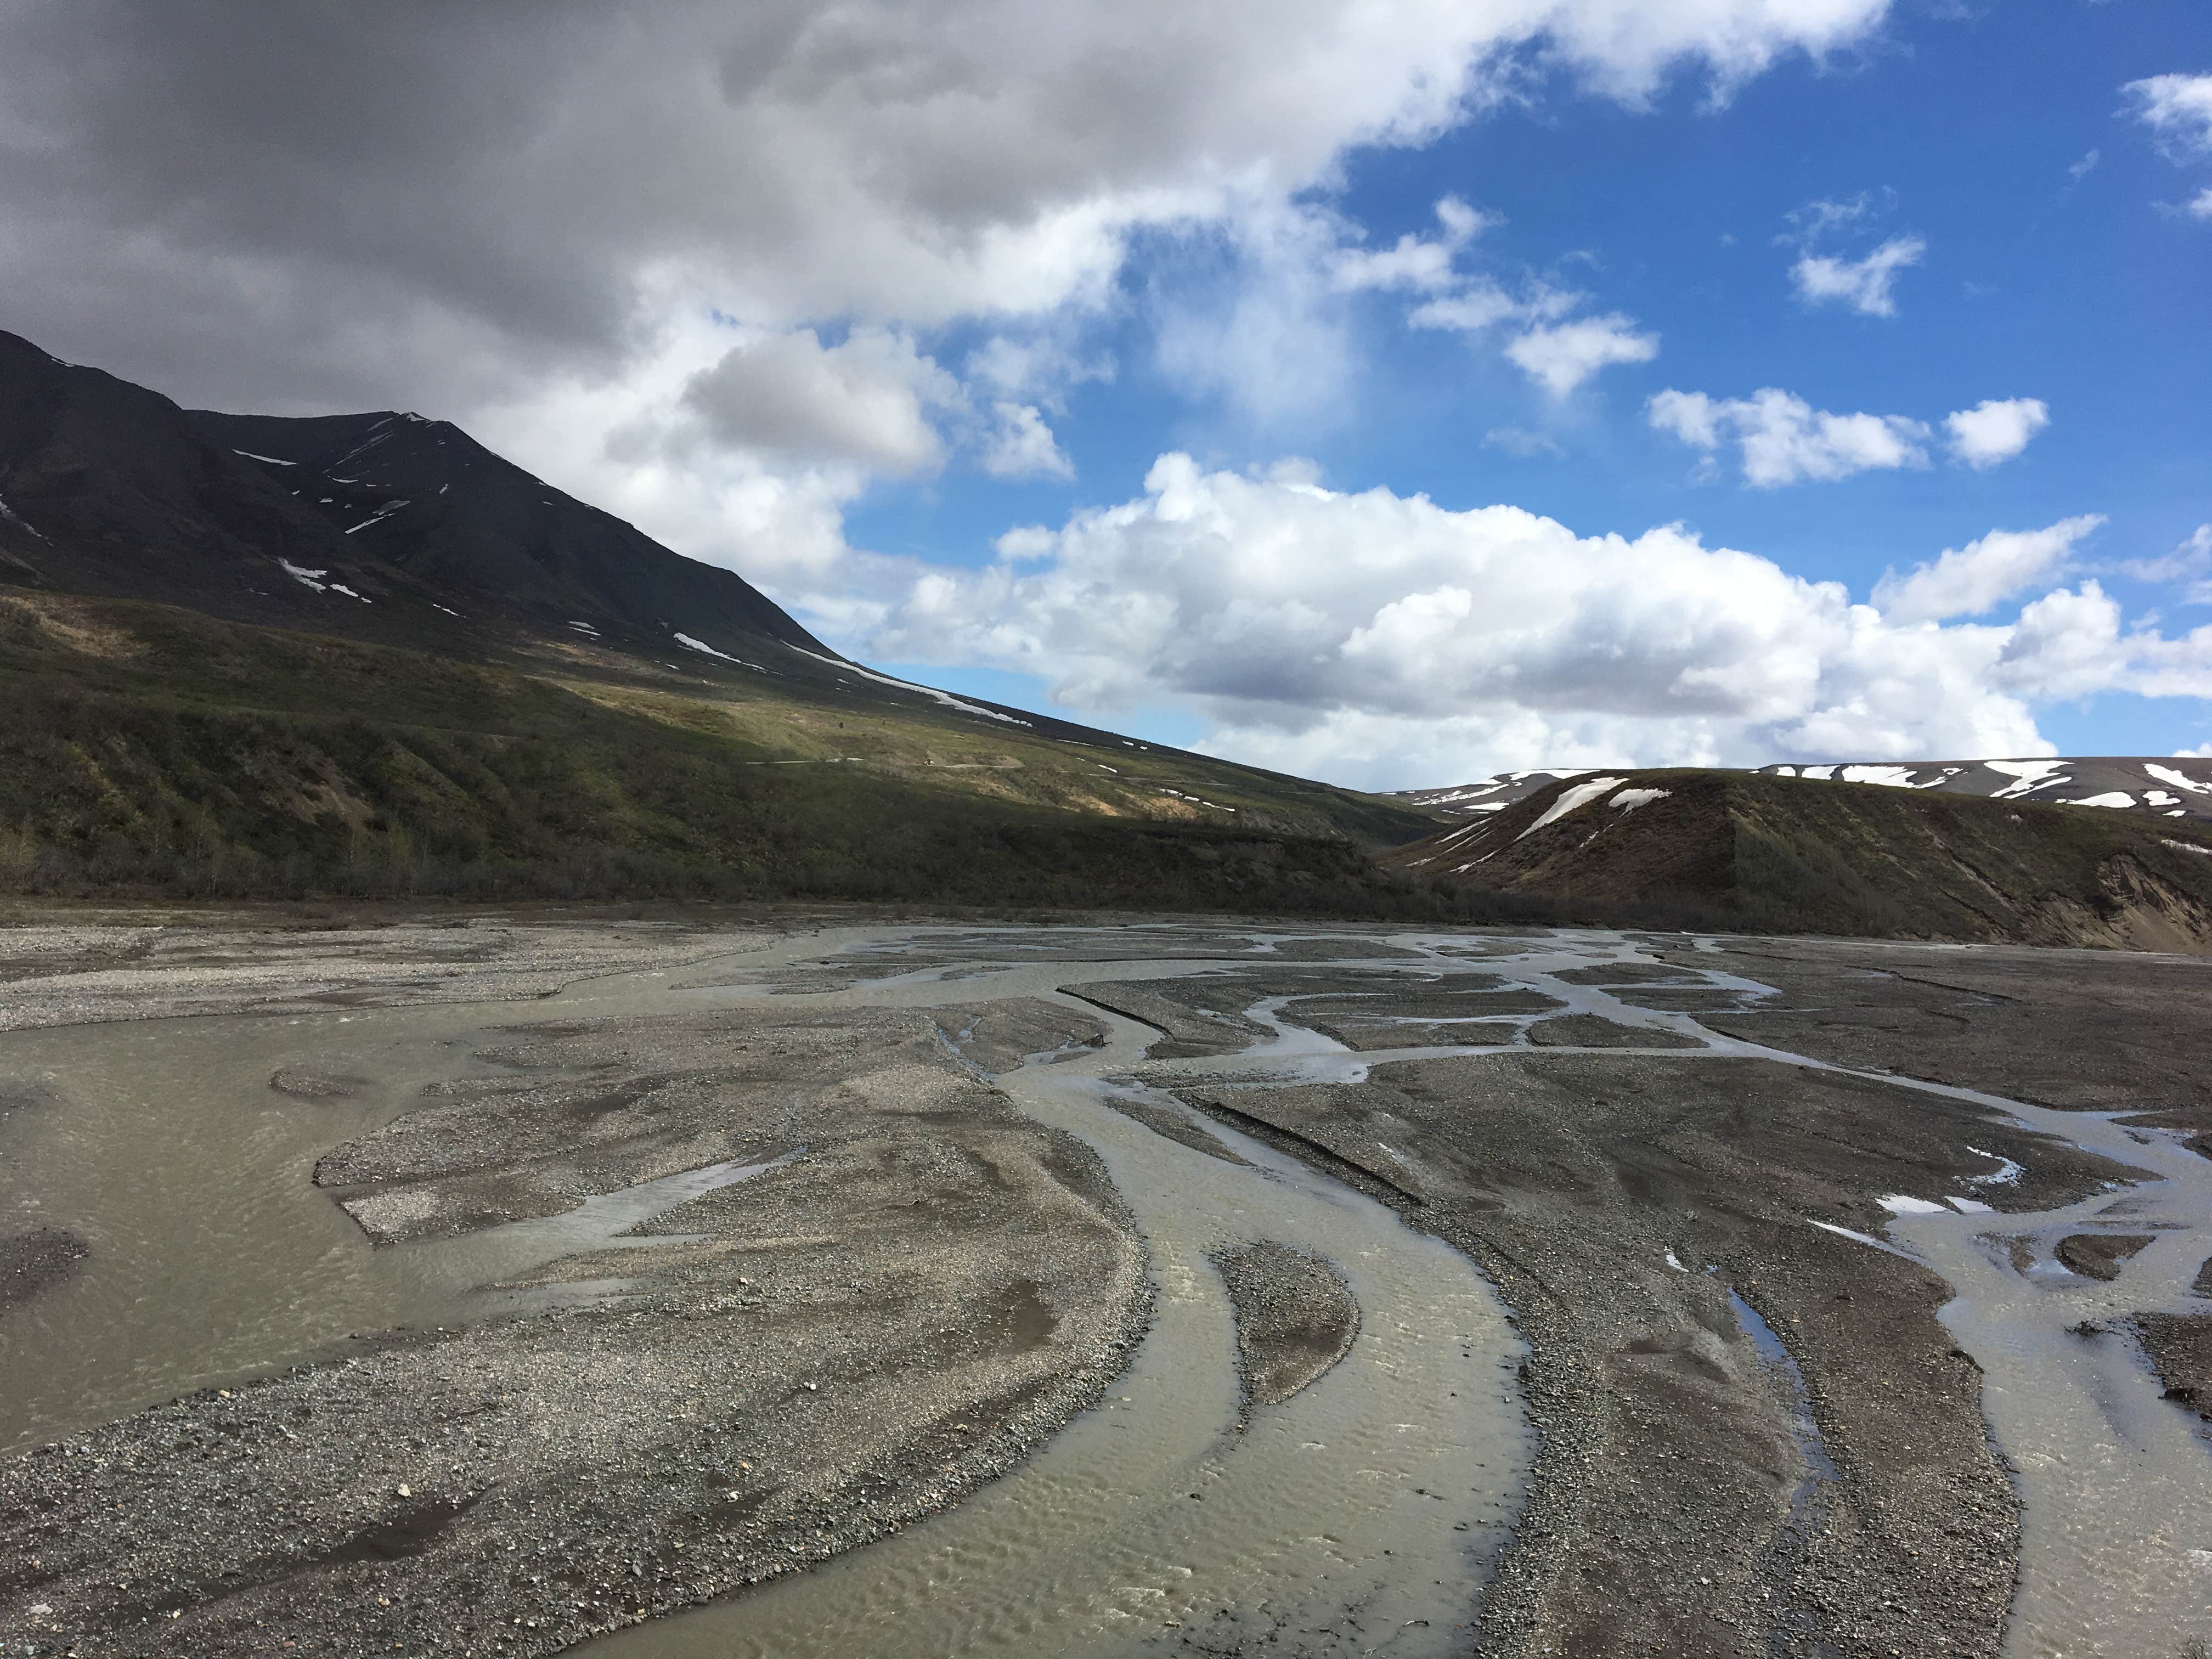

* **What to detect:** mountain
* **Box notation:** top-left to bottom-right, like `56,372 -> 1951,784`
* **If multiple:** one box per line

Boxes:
1383,769 -> 2212,949
1750,758 -> 2212,819
0,327 -> 825,672
188,407 -> 822,658
0,328 -> 1442,905
1392,757 -> 2212,825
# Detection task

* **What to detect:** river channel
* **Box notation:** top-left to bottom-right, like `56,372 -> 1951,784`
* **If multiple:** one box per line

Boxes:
3,921 -> 2208,1656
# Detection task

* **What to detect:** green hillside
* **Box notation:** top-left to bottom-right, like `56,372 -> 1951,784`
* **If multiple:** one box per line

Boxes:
0,585 -> 1468,912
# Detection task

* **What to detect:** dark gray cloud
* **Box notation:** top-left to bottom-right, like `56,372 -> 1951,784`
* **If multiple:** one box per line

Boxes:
0,1 -> 1891,415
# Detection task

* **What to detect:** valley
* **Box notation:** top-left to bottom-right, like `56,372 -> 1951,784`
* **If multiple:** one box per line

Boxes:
8,10 -> 2209,1658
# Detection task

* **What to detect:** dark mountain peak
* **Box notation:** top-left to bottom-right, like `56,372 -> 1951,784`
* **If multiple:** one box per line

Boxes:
196,407 -> 482,485
188,403 -> 827,658
1,325 -> 823,663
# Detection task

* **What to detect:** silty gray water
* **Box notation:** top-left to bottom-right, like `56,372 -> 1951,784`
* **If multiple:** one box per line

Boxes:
881,929 -> 2212,1658
0,928 -> 1538,1654
1350,931 -> 2212,1659
584,1027 -> 1533,1656
1845,1082 -> 2212,1659
4,923 -> 2210,1656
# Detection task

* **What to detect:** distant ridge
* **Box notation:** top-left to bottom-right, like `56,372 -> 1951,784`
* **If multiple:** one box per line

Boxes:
1391,757 -> 2212,825
1384,768 -> 2212,950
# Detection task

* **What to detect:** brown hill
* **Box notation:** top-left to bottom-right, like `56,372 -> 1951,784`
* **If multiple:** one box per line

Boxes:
1385,769 -> 2212,950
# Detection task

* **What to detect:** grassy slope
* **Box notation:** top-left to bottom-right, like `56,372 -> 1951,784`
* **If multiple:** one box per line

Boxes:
18,585 -> 2209,943
0,585 -> 1485,914
1386,769 -> 2212,944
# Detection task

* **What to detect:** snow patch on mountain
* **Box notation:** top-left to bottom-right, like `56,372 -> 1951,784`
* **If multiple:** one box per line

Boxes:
343,500 -> 410,534
0,492 -> 46,540
2145,764 -> 2212,796
1985,760 -> 2069,798
786,645 -> 1031,726
674,632 -> 765,670
1518,776 -> 1628,841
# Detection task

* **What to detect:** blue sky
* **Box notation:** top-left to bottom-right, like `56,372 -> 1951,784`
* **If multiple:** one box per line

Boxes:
841,1 -> 2212,776
6,0 -> 2208,788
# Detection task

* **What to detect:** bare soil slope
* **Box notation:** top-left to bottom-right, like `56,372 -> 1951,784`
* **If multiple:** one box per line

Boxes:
1386,769 -> 2212,946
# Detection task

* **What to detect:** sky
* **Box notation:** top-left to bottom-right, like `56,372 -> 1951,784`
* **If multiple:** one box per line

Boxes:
2,0 -> 2208,790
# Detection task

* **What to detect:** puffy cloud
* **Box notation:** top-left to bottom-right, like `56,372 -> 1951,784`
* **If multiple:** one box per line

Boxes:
1535,0 -> 1898,103
1649,387 -> 1929,485
1944,397 -> 2051,468
2121,74 -> 2212,219
1149,199 -> 1367,427
1872,515 -> 2104,623
979,402 -> 1076,480
467,313 -> 921,629
1654,387 -> 2049,485
859,454 -> 2208,789
680,326 -> 960,475
1329,196 -> 1495,293
1997,583 -> 2130,701
1504,312 -> 1661,397
2123,72 -> 2212,160
1791,234 -> 1925,317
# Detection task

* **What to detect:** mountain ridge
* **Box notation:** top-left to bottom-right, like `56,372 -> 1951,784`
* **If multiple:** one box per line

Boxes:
1385,768 -> 2212,949
1391,756 -> 2212,825
0,327 -> 826,668
0,324 -> 1414,790
0,325 -> 1450,906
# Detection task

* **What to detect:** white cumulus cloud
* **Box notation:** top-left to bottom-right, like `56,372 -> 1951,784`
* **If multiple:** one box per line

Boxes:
864,455 -> 2212,789
1872,515 -> 2104,623
2124,72 -> 2212,159
1791,234 -> 1925,317
1505,313 -> 1661,397
1330,196 -> 1495,293
980,402 -> 1076,481
1649,387 -> 1929,486
1944,397 -> 2051,468
1654,387 -> 2051,485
